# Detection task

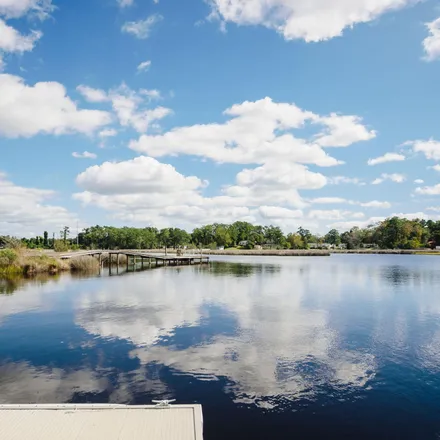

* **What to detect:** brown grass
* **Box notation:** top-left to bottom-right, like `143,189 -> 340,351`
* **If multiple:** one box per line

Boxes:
69,256 -> 100,272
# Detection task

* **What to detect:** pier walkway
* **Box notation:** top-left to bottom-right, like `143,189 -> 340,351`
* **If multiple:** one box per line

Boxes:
59,250 -> 210,268
0,404 -> 203,440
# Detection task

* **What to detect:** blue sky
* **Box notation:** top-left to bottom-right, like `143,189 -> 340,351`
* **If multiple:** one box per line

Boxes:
1,0 -> 440,237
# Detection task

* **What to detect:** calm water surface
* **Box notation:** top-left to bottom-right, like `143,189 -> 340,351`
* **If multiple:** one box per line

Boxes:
1,255 -> 440,438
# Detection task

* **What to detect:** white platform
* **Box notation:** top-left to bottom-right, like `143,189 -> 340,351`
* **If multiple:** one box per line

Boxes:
0,404 -> 203,440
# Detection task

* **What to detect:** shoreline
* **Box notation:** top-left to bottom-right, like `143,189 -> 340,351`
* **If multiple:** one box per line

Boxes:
2,248 -> 439,277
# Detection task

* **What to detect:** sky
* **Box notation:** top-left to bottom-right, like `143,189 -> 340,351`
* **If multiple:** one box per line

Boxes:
1,0 -> 440,237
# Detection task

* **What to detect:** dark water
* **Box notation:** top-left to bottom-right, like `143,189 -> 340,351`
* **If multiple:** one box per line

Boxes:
2,255 -> 440,439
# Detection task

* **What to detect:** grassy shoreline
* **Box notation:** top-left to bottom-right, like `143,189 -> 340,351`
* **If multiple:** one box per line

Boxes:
0,249 -> 101,276
2,247 -> 439,277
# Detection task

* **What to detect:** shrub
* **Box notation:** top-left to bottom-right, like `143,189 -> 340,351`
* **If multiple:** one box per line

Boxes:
70,256 -> 100,272
0,249 -> 18,267
54,240 -> 69,252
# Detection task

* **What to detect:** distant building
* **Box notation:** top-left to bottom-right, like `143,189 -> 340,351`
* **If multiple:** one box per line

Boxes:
238,240 -> 248,247
217,246 -> 225,250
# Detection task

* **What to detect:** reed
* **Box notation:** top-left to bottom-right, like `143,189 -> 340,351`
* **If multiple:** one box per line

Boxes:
69,256 -> 100,272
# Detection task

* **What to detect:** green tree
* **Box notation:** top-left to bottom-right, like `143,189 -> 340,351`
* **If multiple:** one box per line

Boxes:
298,227 -> 312,248
324,229 -> 341,246
43,231 -> 49,248
60,226 -> 70,244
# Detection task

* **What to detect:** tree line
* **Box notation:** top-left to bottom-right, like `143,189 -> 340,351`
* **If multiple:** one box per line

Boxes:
3,217 -> 440,251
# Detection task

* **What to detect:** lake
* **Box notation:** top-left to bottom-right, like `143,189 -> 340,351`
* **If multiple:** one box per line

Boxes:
1,255 -> 440,439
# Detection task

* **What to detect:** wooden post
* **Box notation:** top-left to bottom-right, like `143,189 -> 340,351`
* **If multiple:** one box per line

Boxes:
141,257 -> 144,269
126,254 -> 129,271
117,253 -> 120,269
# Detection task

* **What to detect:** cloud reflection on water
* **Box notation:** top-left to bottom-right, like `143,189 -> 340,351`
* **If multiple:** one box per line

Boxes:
74,258 -> 379,407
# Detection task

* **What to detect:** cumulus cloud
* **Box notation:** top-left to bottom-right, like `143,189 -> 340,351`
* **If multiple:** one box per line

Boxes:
308,210 -> 365,220
327,176 -> 365,185
75,98 -> 377,229
407,139 -> 440,161
76,83 -> 171,134
259,206 -> 303,220
0,0 -> 54,19
0,172 -> 77,236
110,83 -> 172,133
314,114 -> 376,147
371,173 -> 406,185
310,198 -> 390,209
359,200 -> 391,208
122,14 -> 163,39
423,17 -> 440,62
76,156 -> 206,196
76,85 -> 108,103
310,197 -> 350,204
129,97 -> 374,166
0,19 -> 42,53
431,164 -> 440,172
137,60 -> 151,73
98,128 -> 117,138
73,156 -> 327,228
0,74 -> 111,138
415,184 -> 440,195
72,151 -> 97,159
367,152 -> 405,166
207,0 -> 418,42
414,179 -> 424,184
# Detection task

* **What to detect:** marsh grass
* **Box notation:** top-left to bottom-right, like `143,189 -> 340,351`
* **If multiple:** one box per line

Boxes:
69,256 -> 100,272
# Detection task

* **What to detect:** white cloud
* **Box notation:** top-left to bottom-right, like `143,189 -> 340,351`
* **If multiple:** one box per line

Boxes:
431,164 -> 440,172
259,206 -> 303,219
310,198 -> 390,209
414,179 -> 424,184
427,207 -> 440,212
310,197 -> 350,204
0,74 -> 112,138
208,0 -> 418,42
415,184 -> 440,195
130,97 -> 373,166
122,14 -> 163,39
117,0 -> 134,7
73,156 -> 326,228
423,17 -> 440,62
76,83 -> 170,134
407,139 -> 440,161
0,19 -> 42,53
0,0 -> 54,19
76,85 -> 108,103
98,128 -> 117,138
372,173 -> 406,185
308,210 -> 365,220
72,151 -> 97,159
359,200 -> 391,208
76,156 -> 205,196
367,152 -> 405,166
137,60 -> 151,73
0,172 -> 77,236
141,89 -> 161,100
327,176 -> 365,185
314,114 -> 376,147
109,83 -> 172,133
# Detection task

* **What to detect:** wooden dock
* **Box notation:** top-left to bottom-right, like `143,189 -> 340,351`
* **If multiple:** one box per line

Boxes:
0,404 -> 203,440
60,250 -> 210,270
